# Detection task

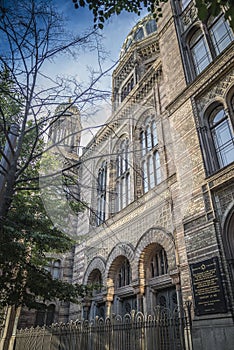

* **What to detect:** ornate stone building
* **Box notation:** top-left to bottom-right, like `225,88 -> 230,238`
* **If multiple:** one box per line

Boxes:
15,1 -> 234,349
69,1 -> 234,349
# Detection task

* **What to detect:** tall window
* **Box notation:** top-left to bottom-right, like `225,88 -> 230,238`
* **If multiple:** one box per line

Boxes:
52,260 -> 61,279
208,15 -> 234,55
209,105 -> 234,169
189,29 -> 212,75
97,161 -> 107,225
188,15 -> 233,77
89,269 -> 103,296
117,258 -> 131,288
150,247 -> 168,278
140,116 -> 161,193
116,139 -> 131,211
121,76 -> 134,102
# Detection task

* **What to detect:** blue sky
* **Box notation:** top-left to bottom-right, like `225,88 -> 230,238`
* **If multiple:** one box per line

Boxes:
1,0 -> 146,146
49,0 -> 146,89
47,1 -> 147,146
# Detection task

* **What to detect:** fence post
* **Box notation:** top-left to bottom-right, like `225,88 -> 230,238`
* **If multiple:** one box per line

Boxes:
184,301 -> 193,350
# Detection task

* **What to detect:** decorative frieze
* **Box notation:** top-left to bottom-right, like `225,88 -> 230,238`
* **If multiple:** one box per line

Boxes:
180,2 -> 198,33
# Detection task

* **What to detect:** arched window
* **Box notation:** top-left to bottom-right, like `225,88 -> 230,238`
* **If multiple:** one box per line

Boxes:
189,29 -> 211,75
208,14 -> 234,55
116,139 -> 131,211
209,105 -> 234,169
140,116 -> 161,193
187,15 -> 233,78
117,258 -> 131,288
52,260 -> 61,279
88,269 -> 103,296
150,247 -> 168,278
97,161 -> 107,225
121,76 -> 134,102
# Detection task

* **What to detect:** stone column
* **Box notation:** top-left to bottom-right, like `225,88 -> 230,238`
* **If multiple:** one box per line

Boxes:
170,269 -> 182,308
82,299 -> 91,320
105,301 -> 112,318
136,293 -> 144,312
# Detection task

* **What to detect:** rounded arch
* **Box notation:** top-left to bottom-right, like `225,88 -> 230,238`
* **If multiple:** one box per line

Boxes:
201,98 -> 226,120
106,242 -> 134,282
135,227 -> 176,279
185,22 -> 202,44
135,108 -> 156,129
223,205 -> 234,260
225,84 -> 234,104
143,242 -> 169,279
225,84 -> 234,125
222,205 -> 234,295
112,132 -> 129,152
95,158 -> 107,171
83,256 -> 106,285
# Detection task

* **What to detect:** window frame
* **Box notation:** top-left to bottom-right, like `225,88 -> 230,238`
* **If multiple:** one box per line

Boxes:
200,100 -> 234,175
208,105 -> 234,169
189,28 -> 212,76
115,139 -> 131,212
149,246 -> 168,278
52,260 -> 61,279
208,14 -> 234,56
140,116 -> 161,194
116,258 -> 131,288
186,14 -> 233,79
96,161 -> 107,226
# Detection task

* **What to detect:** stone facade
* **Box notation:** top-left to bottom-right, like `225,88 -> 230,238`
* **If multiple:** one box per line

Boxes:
18,1 -> 234,349
71,2 -> 234,349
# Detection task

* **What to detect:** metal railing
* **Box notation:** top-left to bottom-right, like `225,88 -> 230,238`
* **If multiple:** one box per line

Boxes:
14,305 -> 193,350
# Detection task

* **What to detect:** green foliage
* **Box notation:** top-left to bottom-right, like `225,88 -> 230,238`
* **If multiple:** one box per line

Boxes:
72,0 -> 234,31
72,0 -> 166,28
0,68 -> 87,309
195,0 -> 234,30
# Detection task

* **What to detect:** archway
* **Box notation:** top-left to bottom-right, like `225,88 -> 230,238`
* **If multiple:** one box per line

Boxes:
135,228 -> 177,313
223,208 -> 234,293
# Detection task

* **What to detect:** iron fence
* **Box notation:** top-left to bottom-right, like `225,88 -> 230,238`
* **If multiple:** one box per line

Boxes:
14,305 -> 193,350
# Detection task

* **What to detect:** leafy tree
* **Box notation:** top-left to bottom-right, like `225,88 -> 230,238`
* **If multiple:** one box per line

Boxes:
0,70 -> 87,309
0,189 -> 88,309
72,0 -> 234,30
0,0 -> 108,310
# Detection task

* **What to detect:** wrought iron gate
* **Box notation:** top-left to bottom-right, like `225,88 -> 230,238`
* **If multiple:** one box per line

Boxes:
14,305 -> 193,350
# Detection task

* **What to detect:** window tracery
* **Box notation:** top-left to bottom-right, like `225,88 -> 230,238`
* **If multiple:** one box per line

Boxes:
208,105 -> 234,169
116,139 -> 131,211
52,260 -> 61,279
188,14 -> 233,77
150,247 -> 168,278
140,116 -> 161,193
200,97 -> 234,174
97,161 -> 107,225
116,258 -> 131,288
